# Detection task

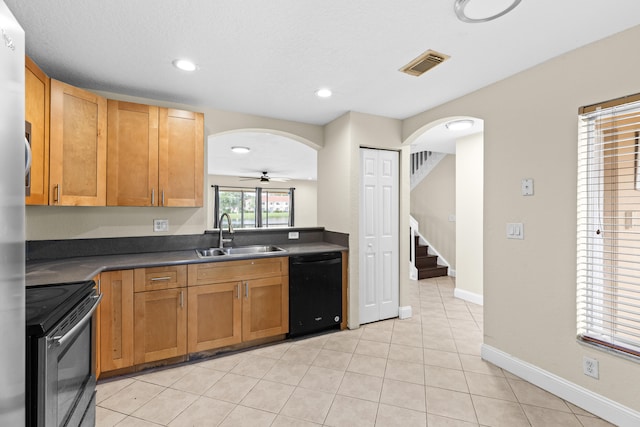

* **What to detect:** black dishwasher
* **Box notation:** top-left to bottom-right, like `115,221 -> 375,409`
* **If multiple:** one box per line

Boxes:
289,252 -> 342,337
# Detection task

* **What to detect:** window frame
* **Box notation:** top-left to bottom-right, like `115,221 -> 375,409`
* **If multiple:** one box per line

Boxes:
577,93 -> 640,359
212,185 -> 295,229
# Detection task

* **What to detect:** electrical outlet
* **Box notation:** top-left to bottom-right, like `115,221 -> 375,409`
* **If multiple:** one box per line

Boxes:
153,219 -> 169,232
288,231 -> 300,239
583,356 -> 599,379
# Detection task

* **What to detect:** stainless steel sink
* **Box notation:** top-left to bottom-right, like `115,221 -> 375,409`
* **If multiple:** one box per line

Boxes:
222,245 -> 285,255
196,245 -> 286,258
195,248 -> 227,258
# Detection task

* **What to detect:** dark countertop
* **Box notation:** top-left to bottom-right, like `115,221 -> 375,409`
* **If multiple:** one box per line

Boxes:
26,242 -> 347,286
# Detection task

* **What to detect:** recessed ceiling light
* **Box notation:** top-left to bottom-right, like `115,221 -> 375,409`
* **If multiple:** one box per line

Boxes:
172,59 -> 197,71
315,88 -> 332,98
445,119 -> 474,131
231,146 -> 250,154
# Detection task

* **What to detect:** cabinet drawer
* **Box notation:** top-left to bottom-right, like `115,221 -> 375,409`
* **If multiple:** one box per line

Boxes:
134,265 -> 187,292
188,257 -> 288,286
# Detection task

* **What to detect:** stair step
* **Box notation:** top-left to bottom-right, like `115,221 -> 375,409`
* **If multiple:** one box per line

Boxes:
418,265 -> 448,279
415,245 -> 429,257
415,254 -> 438,268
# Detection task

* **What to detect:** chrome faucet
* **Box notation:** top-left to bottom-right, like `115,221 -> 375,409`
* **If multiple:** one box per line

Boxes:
218,213 -> 234,248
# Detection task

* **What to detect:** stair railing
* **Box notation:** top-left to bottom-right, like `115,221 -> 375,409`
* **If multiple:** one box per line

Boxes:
409,215 -> 419,280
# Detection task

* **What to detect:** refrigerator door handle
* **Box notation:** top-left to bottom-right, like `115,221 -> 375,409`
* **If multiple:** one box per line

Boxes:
24,137 -> 31,177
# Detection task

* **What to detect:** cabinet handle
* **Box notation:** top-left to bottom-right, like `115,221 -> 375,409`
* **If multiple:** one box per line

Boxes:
150,276 -> 172,282
236,283 -> 240,299
161,190 -> 165,206
244,281 -> 248,298
97,279 -> 101,295
151,188 -> 155,206
180,290 -> 184,308
54,184 -> 60,203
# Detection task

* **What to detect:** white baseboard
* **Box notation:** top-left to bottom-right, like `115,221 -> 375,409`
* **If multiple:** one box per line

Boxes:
398,306 -> 412,319
448,268 -> 456,277
454,287 -> 483,306
482,344 -> 640,427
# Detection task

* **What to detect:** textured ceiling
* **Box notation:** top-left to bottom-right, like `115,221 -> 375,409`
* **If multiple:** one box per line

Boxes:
6,0 -> 640,178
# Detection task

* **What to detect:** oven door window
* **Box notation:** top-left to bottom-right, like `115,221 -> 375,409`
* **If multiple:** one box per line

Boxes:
47,319 -> 92,426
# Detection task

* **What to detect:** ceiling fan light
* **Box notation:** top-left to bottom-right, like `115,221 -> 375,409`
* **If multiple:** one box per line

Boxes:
231,146 -> 250,154
445,119 -> 474,131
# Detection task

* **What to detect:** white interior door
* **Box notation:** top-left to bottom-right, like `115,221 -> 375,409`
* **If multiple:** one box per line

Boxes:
360,148 -> 399,324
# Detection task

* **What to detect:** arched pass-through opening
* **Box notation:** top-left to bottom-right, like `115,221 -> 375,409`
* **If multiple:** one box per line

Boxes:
206,129 -> 319,229
404,116 -> 485,305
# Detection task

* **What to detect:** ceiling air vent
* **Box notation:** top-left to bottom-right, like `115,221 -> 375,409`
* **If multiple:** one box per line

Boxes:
400,49 -> 450,77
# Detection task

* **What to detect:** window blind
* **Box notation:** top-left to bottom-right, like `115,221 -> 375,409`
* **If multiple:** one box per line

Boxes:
577,95 -> 640,358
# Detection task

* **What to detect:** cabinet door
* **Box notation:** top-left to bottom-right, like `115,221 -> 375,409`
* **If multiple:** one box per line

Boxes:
187,282 -> 242,353
107,100 -> 159,206
99,270 -> 134,372
158,108 -> 203,207
242,276 -> 289,341
134,288 -> 187,364
49,79 -> 107,206
25,56 -> 49,205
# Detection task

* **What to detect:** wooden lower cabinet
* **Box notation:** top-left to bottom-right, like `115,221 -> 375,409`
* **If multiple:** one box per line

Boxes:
99,270 -> 134,372
98,258 -> 289,373
187,257 -> 289,353
243,276 -> 288,341
134,288 -> 187,364
188,281 -> 242,352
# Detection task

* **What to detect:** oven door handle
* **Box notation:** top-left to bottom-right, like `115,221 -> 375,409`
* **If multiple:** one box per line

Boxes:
50,294 -> 103,348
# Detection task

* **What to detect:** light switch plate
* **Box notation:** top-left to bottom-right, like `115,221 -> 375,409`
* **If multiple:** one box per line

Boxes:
288,231 -> 300,239
522,178 -> 534,196
506,222 -> 524,239
153,219 -> 169,232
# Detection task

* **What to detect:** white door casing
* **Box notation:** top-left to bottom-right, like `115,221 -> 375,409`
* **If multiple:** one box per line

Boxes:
360,148 -> 399,324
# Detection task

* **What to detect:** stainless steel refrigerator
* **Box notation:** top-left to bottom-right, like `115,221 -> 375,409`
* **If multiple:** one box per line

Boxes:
0,0 -> 25,424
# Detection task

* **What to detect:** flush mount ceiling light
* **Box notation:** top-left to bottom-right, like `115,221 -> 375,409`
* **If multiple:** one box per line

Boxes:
231,146 -> 250,154
172,59 -> 197,71
454,0 -> 522,23
446,119 -> 474,131
315,88 -> 332,98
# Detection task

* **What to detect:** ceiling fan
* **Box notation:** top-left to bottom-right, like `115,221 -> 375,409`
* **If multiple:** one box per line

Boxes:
239,171 -> 290,183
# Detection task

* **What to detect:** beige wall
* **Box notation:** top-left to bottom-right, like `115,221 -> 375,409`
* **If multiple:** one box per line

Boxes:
26,91 -> 323,240
410,155 -> 456,269
318,112 -> 409,328
206,174 -> 317,229
403,25 -> 640,411
456,133 -> 483,299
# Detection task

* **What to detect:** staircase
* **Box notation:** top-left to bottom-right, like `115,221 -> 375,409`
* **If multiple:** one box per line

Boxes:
414,236 -> 448,279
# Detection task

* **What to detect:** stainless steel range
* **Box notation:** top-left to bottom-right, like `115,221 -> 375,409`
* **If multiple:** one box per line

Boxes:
26,281 -> 102,427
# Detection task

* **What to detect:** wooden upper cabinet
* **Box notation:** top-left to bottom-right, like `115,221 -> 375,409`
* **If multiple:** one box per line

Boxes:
107,100 -> 159,206
107,103 -> 203,207
49,79 -> 107,206
158,108 -> 204,207
25,56 -> 50,205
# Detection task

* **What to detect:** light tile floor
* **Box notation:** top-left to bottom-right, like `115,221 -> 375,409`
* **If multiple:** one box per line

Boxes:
96,276 -> 615,426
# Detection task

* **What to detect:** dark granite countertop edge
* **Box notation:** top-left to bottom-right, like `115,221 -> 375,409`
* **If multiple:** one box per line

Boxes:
26,242 -> 347,287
